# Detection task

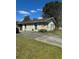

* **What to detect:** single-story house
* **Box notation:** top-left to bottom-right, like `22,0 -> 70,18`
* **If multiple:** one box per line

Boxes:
17,17 -> 55,32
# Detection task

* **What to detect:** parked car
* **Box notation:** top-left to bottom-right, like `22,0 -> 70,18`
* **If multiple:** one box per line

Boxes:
16,27 -> 19,33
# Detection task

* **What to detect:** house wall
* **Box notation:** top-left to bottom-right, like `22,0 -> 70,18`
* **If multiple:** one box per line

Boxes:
47,22 -> 55,31
22,25 -> 35,31
22,25 -> 25,31
22,21 -> 55,32
26,25 -> 35,31
37,25 -> 47,30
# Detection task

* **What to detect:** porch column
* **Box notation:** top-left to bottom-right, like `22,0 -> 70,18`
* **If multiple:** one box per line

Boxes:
22,25 -> 25,31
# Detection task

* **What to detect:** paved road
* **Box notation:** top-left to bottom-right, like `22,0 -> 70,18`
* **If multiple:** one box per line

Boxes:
16,32 -> 62,48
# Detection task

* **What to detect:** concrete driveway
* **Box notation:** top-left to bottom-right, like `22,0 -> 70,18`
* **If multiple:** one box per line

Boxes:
16,31 -> 62,48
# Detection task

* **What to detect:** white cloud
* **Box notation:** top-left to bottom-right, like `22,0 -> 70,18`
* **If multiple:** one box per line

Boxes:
37,9 -> 42,11
17,10 -> 30,15
38,17 -> 43,19
30,9 -> 42,13
30,10 -> 37,13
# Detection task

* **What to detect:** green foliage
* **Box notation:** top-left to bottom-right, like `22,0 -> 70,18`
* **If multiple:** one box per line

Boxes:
38,29 -> 47,33
16,21 -> 20,27
39,30 -> 62,38
43,1 -> 62,28
22,16 -> 31,22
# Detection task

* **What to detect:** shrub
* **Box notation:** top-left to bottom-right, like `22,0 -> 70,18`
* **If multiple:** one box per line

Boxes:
38,29 -> 47,32
16,27 -> 20,33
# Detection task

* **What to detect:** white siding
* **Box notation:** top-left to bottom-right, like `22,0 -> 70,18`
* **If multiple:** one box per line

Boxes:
47,22 -> 55,31
25,25 -> 35,31
22,25 -> 25,31
22,21 -> 55,31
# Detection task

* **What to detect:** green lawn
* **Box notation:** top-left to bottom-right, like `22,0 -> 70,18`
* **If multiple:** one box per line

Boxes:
39,30 -> 62,38
16,36 -> 62,59
49,30 -> 62,38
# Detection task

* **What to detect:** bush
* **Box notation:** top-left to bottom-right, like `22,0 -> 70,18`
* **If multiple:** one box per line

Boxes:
38,29 -> 47,32
16,28 -> 20,33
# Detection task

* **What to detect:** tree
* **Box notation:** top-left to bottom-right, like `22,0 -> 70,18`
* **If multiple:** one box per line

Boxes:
22,16 -> 31,22
43,1 -> 62,29
16,21 -> 19,27
33,18 -> 38,21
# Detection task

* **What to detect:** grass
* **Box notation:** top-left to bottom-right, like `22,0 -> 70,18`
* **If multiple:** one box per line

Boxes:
16,35 -> 62,59
39,30 -> 62,38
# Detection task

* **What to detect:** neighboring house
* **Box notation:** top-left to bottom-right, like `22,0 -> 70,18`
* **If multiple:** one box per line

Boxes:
17,17 -> 55,32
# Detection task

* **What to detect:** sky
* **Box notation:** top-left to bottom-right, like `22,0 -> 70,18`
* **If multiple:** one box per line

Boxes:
16,0 -> 62,21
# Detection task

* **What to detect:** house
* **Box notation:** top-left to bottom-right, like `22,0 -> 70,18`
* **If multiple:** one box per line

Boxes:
17,17 -> 55,32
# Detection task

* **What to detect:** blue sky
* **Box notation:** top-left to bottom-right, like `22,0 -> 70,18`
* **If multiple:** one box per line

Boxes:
16,0 -> 62,21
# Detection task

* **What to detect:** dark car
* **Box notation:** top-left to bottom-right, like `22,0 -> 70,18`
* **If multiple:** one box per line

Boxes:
16,28 -> 19,33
